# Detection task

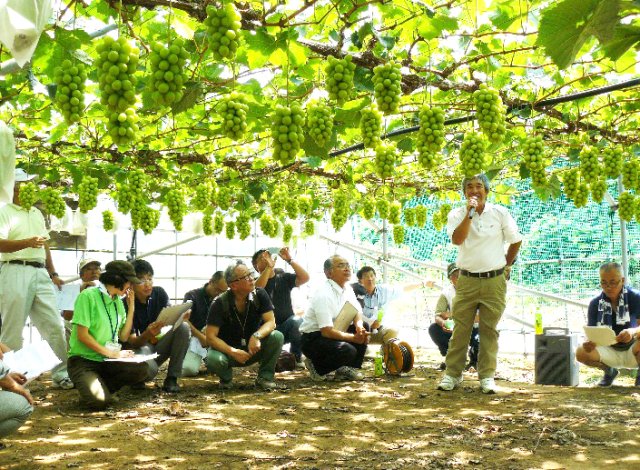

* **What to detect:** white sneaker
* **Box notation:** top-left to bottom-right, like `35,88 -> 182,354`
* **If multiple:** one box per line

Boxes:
334,366 -> 364,381
480,377 -> 497,394
305,358 -> 327,382
53,377 -> 74,390
437,374 -> 463,391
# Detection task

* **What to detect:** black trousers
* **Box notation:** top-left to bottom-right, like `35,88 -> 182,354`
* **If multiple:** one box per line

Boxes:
301,325 -> 368,376
428,323 -> 479,364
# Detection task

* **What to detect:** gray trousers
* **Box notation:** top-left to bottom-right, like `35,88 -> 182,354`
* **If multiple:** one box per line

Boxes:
136,322 -> 191,380
0,390 -> 33,438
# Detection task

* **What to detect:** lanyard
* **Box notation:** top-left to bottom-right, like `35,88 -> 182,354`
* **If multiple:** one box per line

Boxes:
100,293 -> 119,342
232,299 -> 250,343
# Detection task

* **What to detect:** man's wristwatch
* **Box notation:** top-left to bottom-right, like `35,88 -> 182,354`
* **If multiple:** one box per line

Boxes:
252,332 -> 262,340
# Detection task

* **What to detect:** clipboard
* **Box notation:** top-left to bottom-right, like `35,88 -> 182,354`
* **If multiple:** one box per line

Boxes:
583,326 -> 617,346
333,301 -> 359,332
157,302 -> 192,330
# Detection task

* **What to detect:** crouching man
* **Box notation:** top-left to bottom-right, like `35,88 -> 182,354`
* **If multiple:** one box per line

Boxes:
205,261 -> 284,390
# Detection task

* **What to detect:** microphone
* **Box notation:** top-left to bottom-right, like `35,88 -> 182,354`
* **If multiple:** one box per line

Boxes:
468,207 -> 476,219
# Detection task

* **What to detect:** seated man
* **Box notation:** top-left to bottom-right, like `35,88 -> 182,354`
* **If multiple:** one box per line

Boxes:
0,345 -> 34,447
205,261 -> 284,390
61,259 -> 102,336
576,261 -> 640,387
300,255 -> 369,381
352,266 -> 433,344
181,271 -> 227,377
126,259 -> 190,393
253,247 -> 309,365
428,263 -> 479,370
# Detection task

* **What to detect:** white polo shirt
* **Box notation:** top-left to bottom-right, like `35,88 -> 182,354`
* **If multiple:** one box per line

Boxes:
446,202 -> 521,273
300,279 -> 363,334
0,203 -> 49,263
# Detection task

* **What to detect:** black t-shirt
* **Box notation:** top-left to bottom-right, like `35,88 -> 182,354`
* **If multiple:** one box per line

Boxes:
264,272 -> 297,325
206,288 -> 274,350
184,284 -> 215,331
132,286 -> 170,335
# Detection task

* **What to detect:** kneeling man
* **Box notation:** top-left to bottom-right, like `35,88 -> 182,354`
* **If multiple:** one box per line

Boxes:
576,262 -> 640,387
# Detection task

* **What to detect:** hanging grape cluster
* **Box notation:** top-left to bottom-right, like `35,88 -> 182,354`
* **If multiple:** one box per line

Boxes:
388,201 -> 401,224
325,55 -> 356,106
415,205 -> 427,227
460,132 -> 487,177
573,183 -> 589,208
307,100 -> 333,148
521,136 -> 546,186
372,61 -> 401,115
298,194 -> 313,217
202,210 -> 213,236
619,191 -> 635,221
376,198 -> 390,219
579,146 -> 601,183
214,212 -> 225,234
282,223 -> 293,243
432,204 -> 451,231
147,39 -> 188,106
622,159 -> 639,190
393,225 -> 405,244
236,213 -> 251,240
473,84 -> 506,143
225,220 -> 235,239
590,178 -> 607,204
269,187 -> 287,217
53,60 -> 87,124
331,189 -> 350,231
416,106 -> 445,169
192,182 -> 212,211
272,103 -> 305,164
102,210 -> 115,231
260,213 -> 279,237
360,105 -> 383,149
132,205 -> 160,235
218,92 -> 248,140
562,168 -> 580,200
18,182 -> 38,210
361,196 -> 375,220
41,188 -> 66,219
95,36 -> 140,147
217,186 -> 232,211
602,146 -> 623,179
303,219 -> 315,236
165,188 -> 187,231
375,143 -> 397,179
403,207 -> 416,226
78,176 -> 99,213
204,3 -> 242,61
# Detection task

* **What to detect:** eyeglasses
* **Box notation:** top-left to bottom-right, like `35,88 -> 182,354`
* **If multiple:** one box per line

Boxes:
231,272 -> 256,283
334,262 -> 351,270
600,279 -> 622,288
139,277 -> 154,285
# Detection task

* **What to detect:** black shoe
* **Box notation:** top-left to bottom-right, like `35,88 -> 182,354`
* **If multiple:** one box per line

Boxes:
162,376 -> 180,393
597,367 -> 619,387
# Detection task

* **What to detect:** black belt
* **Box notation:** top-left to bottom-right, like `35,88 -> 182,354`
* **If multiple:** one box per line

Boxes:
459,267 -> 505,279
8,260 -> 45,269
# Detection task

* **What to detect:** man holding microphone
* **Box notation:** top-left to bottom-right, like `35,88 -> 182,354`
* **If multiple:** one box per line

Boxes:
437,174 -> 521,394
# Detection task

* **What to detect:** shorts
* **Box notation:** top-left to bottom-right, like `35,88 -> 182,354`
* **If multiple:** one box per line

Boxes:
596,345 -> 639,369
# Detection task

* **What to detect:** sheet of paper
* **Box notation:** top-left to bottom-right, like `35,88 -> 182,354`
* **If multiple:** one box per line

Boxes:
56,283 -> 80,311
333,301 -> 359,332
583,326 -> 617,346
2,340 -> 62,383
104,353 -> 158,363
156,302 -> 192,326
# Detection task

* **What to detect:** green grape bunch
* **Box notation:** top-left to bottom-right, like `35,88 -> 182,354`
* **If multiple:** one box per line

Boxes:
393,225 -> 405,244
282,223 -> 293,243
376,198 -> 390,219
165,188 -> 187,231
331,189 -> 350,231
18,182 -> 38,210
388,200 -> 401,224
307,100 -> 334,148
285,197 -> 299,219
579,146 -> 601,182
259,213 -> 278,238
360,105 -> 383,149
460,132 -> 488,177
590,177 -> 607,204
361,196 -> 375,220
432,203 -> 451,231
217,186 -> 232,211
473,84 -> 506,143
214,212 -> 225,234
53,59 -> 87,124
602,146 -> 623,180
374,143 -> 397,179
102,210 -> 115,231
41,187 -> 66,219
115,183 -> 135,214
236,213 -> 251,240
622,159 -> 640,190
562,168 -> 580,200
298,194 -> 313,217
78,176 -> 99,213
415,205 -> 427,227
403,207 -> 416,226
372,61 -> 402,115
204,3 -> 242,61
573,183 -> 589,208
148,39 -> 189,107
522,136 -> 545,171
192,182 -> 212,211
271,103 -> 305,165
619,191 -> 635,222
225,220 -> 236,239
95,36 -> 140,146
303,219 -> 315,236
202,210 -> 213,236
132,205 -> 160,235
416,106 -> 445,169
325,55 -> 356,106
218,92 -> 249,140
269,187 -> 287,217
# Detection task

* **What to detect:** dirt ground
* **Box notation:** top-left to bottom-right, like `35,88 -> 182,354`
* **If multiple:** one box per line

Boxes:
2,349 -> 640,470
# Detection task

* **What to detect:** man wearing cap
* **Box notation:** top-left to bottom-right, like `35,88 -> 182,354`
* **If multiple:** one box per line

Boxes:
428,263 -> 479,371
352,266 -> 433,345
61,259 -> 102,324
438,174 -> 521,394
181,271 -> 227,377
0,168 -> 73,390
253,247 -> 309,366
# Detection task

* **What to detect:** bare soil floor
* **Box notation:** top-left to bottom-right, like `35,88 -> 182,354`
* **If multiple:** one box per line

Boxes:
1,349 -> 639,470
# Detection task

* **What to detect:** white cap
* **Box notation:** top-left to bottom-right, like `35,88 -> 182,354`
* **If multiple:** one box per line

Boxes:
15,168 -> 36,182
78,258 -> 101,274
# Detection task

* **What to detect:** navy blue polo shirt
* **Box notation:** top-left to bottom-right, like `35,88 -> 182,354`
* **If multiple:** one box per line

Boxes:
132,286 -> 170,335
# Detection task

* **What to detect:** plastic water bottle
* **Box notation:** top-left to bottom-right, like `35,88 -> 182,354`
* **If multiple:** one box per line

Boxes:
535,307 -> 543,335
444,319 -> 454,330
374,349 -> 384,377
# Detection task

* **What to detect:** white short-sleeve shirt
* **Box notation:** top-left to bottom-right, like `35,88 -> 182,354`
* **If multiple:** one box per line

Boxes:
0,203 -> 49,263
446,202 -> 522,273
300,279 -> 363,334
